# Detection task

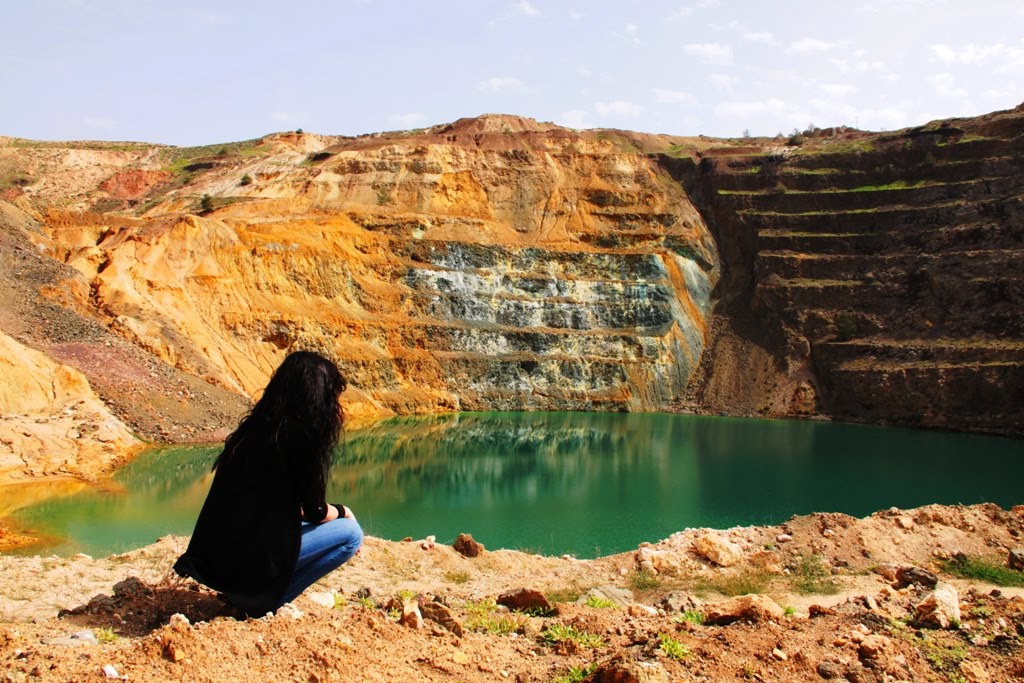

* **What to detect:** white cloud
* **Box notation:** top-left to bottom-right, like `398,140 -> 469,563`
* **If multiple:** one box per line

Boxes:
708,73 -> 737,91
743,31 -> 777,45
559,109 -> 590,128
595,100 -> 644,117
668,6 -> 693,20
487,1 -> 541,27
623,22 -> 643,45
929,73 -> 967,98
477,76 -> 523,93
514,0 -> 540,17
389,112 -> 424,127
578,64 -> 592,77
786,38 -> 845,55
653,88 -> 696,105
683,42 -> 733,65
568,8 -> 585,20
930,42 -> 1024,75
697,0 -> 720,7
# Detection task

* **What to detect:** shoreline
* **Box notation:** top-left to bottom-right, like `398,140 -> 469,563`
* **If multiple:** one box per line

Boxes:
1,502 -> 1023,681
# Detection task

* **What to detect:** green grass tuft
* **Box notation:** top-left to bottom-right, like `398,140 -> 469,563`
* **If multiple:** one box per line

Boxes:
541,623 -> 605,649
658,633 -> 691,661
628,569 -> 662,591
551,663 -> 598,683
584,595 -> 618,609
791,555 -> 841,595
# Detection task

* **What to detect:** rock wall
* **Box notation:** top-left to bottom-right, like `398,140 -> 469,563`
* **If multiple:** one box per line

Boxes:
4,117 -> 720,436
668,105 -> 1024,435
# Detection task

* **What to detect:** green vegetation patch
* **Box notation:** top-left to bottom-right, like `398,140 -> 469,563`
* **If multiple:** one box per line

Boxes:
551,663 -> 598,683
674,609 -> 705,626
941,554 -> 1024,587
584,595 -> 619,609
695,569 -> 771,597
541,623 -> 605,649
628,569 -> 662,591
464,598 -> 526,635
791,555 -> 841,595
658,633 -> 691,661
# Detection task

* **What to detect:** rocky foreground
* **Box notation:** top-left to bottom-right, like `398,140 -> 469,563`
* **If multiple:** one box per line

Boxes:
2,503 -> 1023,682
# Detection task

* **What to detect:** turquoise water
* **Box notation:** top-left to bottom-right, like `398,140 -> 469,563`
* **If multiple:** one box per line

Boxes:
8,412 -> 1023,558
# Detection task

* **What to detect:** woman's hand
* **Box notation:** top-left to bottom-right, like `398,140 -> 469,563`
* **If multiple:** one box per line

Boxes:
324,504 -> 340,522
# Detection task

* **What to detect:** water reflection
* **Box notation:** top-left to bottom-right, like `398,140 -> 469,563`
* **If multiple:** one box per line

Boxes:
7,413 -> 1023,558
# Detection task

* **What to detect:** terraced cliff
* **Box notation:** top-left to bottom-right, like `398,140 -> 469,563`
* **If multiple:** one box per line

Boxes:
666,105 -> 1024,435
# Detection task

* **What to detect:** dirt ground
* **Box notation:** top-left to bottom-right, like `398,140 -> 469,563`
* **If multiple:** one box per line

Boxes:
2,503 -> 1023,682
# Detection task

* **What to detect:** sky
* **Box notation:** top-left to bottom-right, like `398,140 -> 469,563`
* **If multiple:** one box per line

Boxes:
3,0 -> 1023,146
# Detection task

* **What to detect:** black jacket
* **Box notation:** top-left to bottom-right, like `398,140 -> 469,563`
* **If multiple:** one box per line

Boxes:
173,426 -> 329,616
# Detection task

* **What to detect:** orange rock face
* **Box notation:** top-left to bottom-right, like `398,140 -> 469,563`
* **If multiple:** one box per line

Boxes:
2,116 -> 721,440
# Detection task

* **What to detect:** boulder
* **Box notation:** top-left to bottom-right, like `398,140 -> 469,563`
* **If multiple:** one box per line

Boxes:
453,533 -> 485,557
894,566 -> 938,589
913,584 -> 961,629
497,588 -> 554,614
692,533 -> 743,567
1009,548 -> 1024,571
704,594 -> 784,625
635,547 -> 680,574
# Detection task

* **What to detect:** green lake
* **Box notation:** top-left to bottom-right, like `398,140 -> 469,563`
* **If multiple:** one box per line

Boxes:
8,412 -> 1023,558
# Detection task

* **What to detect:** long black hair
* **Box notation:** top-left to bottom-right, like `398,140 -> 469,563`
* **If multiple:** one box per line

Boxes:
215,351 -> 347,474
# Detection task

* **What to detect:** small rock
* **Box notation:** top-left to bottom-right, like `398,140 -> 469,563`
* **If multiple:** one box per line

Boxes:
896,516 -> 915,530
421,600 -> 464,637
168,613 -> 191,631
874,564 -> 899,581
627,604 -> 657,617
914,584 -> 961,629
587,654 -> 669,683
895,566 -> 938,589
808,604 -> 835,618
400,601 -> 423,629
306,592 -> 337,609
692,532 -> 743,567
749,550 -> 783,573
453,533 -> 485,558
776,533 -> 793,543
102,664 -> 120,678
817,659 -> 842,679
704,594 -> 784,625
72,553 -> 93,561
959,659 -> 992,683
163,641 -> 186,662
658,591 -> 701,614
771,648 -> 787,661
1009,548 -> 1024,571
72,630 -> 99,644
822,528 -> 835,538
276,603 -> 303,620
497,588 -> 554,614
452,650 -> 470,665
858,634 -> 890,660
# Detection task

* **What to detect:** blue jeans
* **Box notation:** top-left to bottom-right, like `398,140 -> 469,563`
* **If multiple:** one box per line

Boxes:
280,516 -> 363,605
